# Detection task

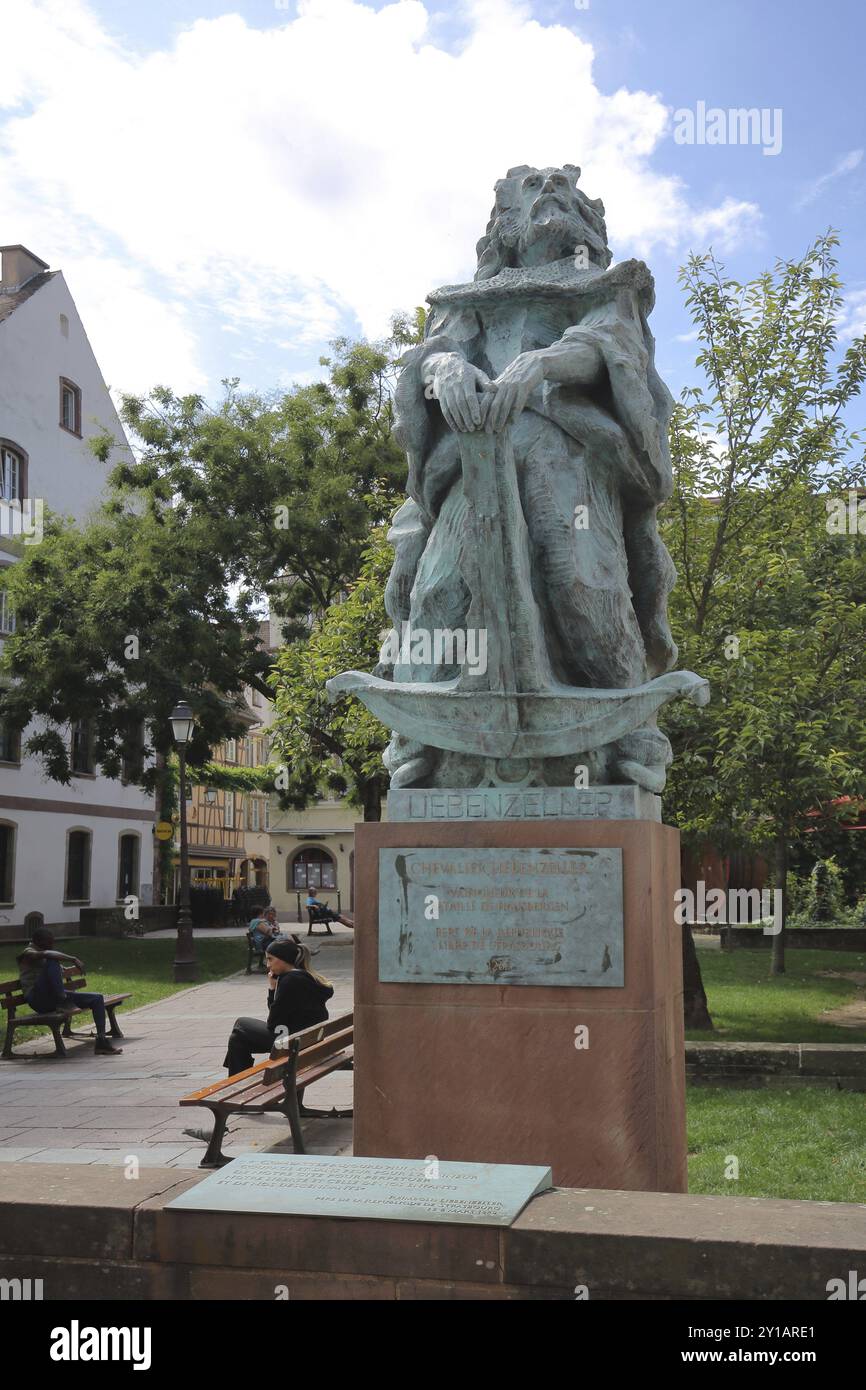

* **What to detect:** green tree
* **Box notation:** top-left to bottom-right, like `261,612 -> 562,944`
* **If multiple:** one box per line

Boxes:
662,233 -> 866,977
268,527 -> 393,821
0,329 -> 411,897
113,332 -> 408,635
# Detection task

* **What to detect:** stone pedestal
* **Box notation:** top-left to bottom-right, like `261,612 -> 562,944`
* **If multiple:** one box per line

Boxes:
353,818 -> 686,1193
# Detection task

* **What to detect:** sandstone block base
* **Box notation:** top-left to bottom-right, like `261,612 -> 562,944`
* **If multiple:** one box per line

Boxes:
353,819 -> 686,1192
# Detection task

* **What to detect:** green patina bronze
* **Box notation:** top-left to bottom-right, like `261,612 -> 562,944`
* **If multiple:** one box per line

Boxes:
328,165 -> 707,792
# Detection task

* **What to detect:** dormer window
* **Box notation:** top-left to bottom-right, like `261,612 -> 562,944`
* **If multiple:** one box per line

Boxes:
60,378 -> 81,436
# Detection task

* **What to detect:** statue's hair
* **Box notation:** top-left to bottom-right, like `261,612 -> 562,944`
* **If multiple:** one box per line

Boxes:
475,164 -> 612,281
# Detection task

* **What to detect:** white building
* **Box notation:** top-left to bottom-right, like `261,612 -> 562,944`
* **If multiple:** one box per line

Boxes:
0,245 -> 155,934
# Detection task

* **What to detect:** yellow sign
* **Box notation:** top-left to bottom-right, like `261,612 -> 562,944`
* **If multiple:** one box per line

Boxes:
154,821 -> 174,841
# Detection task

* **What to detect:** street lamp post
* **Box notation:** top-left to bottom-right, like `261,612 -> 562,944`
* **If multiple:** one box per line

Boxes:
170,700 -> 198,983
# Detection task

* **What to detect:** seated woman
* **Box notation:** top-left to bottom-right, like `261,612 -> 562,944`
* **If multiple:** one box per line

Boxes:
305,889 -> 354,929
223,939 -> 333,1075
17,927 -> 122,1055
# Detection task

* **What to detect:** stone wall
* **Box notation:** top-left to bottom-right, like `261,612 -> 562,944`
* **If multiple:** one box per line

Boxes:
78,906 -> 177,937
0,923 -> 83,945
0,907 -> 177,945
690,926 -> 866,951
686,1041 -> 866,1090
1,1164 -> 865,1300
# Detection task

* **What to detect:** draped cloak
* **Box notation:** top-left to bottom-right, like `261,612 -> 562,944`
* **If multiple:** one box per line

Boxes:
382,256 -> 679,783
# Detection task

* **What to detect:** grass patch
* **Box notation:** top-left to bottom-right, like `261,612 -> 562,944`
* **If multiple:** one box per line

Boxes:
687,1085 -> 866,1203
0,936 -> 246,1043
687,946 -> 866,1043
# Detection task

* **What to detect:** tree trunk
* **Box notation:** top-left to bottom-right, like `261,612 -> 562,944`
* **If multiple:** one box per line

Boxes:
362,778 -> 382,822
682,923 -> 714,1029
770,829 -> 788,977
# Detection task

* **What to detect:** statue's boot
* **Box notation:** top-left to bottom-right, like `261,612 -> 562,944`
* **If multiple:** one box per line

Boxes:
611,725 -> 672,794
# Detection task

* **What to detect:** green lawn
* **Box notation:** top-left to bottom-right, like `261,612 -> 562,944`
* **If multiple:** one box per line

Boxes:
0,936 -> 246,1042
688,946 -> 866,1043
3,936 -> 865,1204
687,1085 -> 866,1203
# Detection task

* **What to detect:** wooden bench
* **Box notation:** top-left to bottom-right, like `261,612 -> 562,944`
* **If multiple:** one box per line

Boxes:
180,1010 -> 353,1167
246,929 -> 268,974
245,928 -> 302,974
1,967 -> 131,1059
306,904 -> 335,936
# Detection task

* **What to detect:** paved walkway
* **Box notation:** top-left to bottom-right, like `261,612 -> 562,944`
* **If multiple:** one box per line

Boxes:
0,939 -> 355,1169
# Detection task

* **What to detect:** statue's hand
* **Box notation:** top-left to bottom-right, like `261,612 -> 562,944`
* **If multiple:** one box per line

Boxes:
426,354 -> 492,432
485,352 -> 545,433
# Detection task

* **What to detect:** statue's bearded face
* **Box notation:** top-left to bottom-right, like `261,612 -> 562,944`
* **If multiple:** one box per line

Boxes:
514,168 -> 586,260
474,164 -> 610,280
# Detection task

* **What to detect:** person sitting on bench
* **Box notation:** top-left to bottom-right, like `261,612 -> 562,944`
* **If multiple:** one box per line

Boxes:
305,889 -> 353,928
249,906 -> 283,952
17,928 -> 123,1056
223,939 -> 333,1074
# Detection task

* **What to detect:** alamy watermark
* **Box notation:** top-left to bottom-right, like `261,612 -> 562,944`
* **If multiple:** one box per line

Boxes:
0,497 -> 44,544
827,1270 -> 866,1299
50,1322 -> 151,1370
379,622 -> 488,676
673,101 -> 783,157
0,1276 -> 43,1300
675,882 -> 783,934
825,490 -> 866,535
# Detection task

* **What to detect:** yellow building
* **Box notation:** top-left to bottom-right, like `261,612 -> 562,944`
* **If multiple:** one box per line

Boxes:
267,796 -> 386,922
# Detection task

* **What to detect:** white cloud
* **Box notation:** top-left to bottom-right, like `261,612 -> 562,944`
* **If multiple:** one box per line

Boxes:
837,287 -> 866,342
686,198 -> 763,255
1,0 -> 763,394
65,255 -> 208,396
796,149 -> 863,210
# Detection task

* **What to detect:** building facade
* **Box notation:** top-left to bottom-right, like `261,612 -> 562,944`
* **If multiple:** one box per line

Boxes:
0,245 -> 156,932
267,797 -> 388,922
168,632 -> 277,902
172,721 -> 274,901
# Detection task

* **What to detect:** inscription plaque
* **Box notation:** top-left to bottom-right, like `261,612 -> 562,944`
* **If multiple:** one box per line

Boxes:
386,785 -> 661,822
379,846 -> 624,986
167,1153 -> 552,1226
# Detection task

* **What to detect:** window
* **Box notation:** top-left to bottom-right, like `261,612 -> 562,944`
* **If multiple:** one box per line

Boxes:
117,834 -> 140,899
0,587 -> 15,635
225,739 -> 237,763
121,723 -> 145,784
60,379 -> 82,435
291,847 -> 336,891
65,829 -> 91,902
264,799 -> 270,832
59,313 -> 69,338
70,719 -> 95,774
0,445 -> 23,502
250,798 -> 261,832
224,791 -> 235,828
0,823 -> 15,903
0,720 -> 21,764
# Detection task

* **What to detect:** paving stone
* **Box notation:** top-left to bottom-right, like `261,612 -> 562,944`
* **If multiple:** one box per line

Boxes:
0,940 -> 355,1169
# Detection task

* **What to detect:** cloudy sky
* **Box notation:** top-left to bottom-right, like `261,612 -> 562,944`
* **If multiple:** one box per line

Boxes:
3,0 -> 864,402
